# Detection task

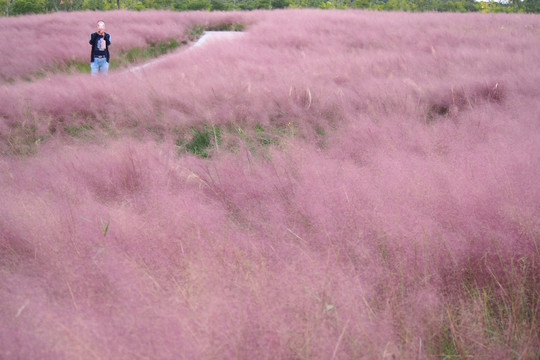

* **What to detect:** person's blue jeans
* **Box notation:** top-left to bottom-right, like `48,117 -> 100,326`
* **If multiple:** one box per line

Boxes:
91,57 -> 109,76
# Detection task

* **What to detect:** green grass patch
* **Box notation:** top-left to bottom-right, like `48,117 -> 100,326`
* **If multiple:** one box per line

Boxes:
187,25 -> 207,41
110,38 -> 181,69
176,125 -> 221,158
255,123 -> 280,146
64,123 -> 94,137
207,23 -> 245,32
186,23 -> 245,42
65,60 -> 91,74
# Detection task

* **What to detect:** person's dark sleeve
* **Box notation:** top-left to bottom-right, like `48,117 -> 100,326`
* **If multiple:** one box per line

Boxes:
105,33 -> 111,46
89,33 -> 96,45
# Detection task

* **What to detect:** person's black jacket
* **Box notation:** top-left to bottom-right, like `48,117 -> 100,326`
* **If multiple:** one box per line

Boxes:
89,32 -> 111,63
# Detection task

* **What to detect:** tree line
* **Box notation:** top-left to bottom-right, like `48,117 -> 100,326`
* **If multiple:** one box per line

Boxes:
2,0 -> 539,17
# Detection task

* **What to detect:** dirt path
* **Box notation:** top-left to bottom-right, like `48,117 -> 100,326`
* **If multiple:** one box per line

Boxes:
125,31 -> 244,74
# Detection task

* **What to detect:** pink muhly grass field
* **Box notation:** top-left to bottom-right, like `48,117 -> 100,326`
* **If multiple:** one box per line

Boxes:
1,9 -> 539,359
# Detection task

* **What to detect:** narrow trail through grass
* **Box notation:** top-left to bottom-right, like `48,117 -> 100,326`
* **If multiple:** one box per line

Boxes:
125,31 -> 244,74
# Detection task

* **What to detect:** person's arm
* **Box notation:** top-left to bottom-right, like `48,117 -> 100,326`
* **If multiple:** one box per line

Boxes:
105,33 -> 111,46
89,33 -> 97,45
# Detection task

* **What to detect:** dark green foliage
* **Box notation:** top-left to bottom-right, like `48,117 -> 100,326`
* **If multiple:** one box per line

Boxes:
3,0 -> 539,15
153,0 -> 175,8
237,0 -> 258,9
10,0 -> 43,14
186,0 -> 211,10
86,0 -> 106,10
524,0 -> 540,12
257,0 -> 272,9
173,0 -> 210,10
187,128 -> 210,157
351,0 -> 369,8
206,22 -> 244,31
177,125 -> 221,158
210,0 -> 232,10
271,0 -> 289,7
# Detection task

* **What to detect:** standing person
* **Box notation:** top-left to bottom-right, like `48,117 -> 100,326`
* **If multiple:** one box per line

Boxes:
89,20 -> 111,76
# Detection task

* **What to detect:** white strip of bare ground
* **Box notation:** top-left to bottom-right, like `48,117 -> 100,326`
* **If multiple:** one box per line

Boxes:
124,31 -> 244,74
